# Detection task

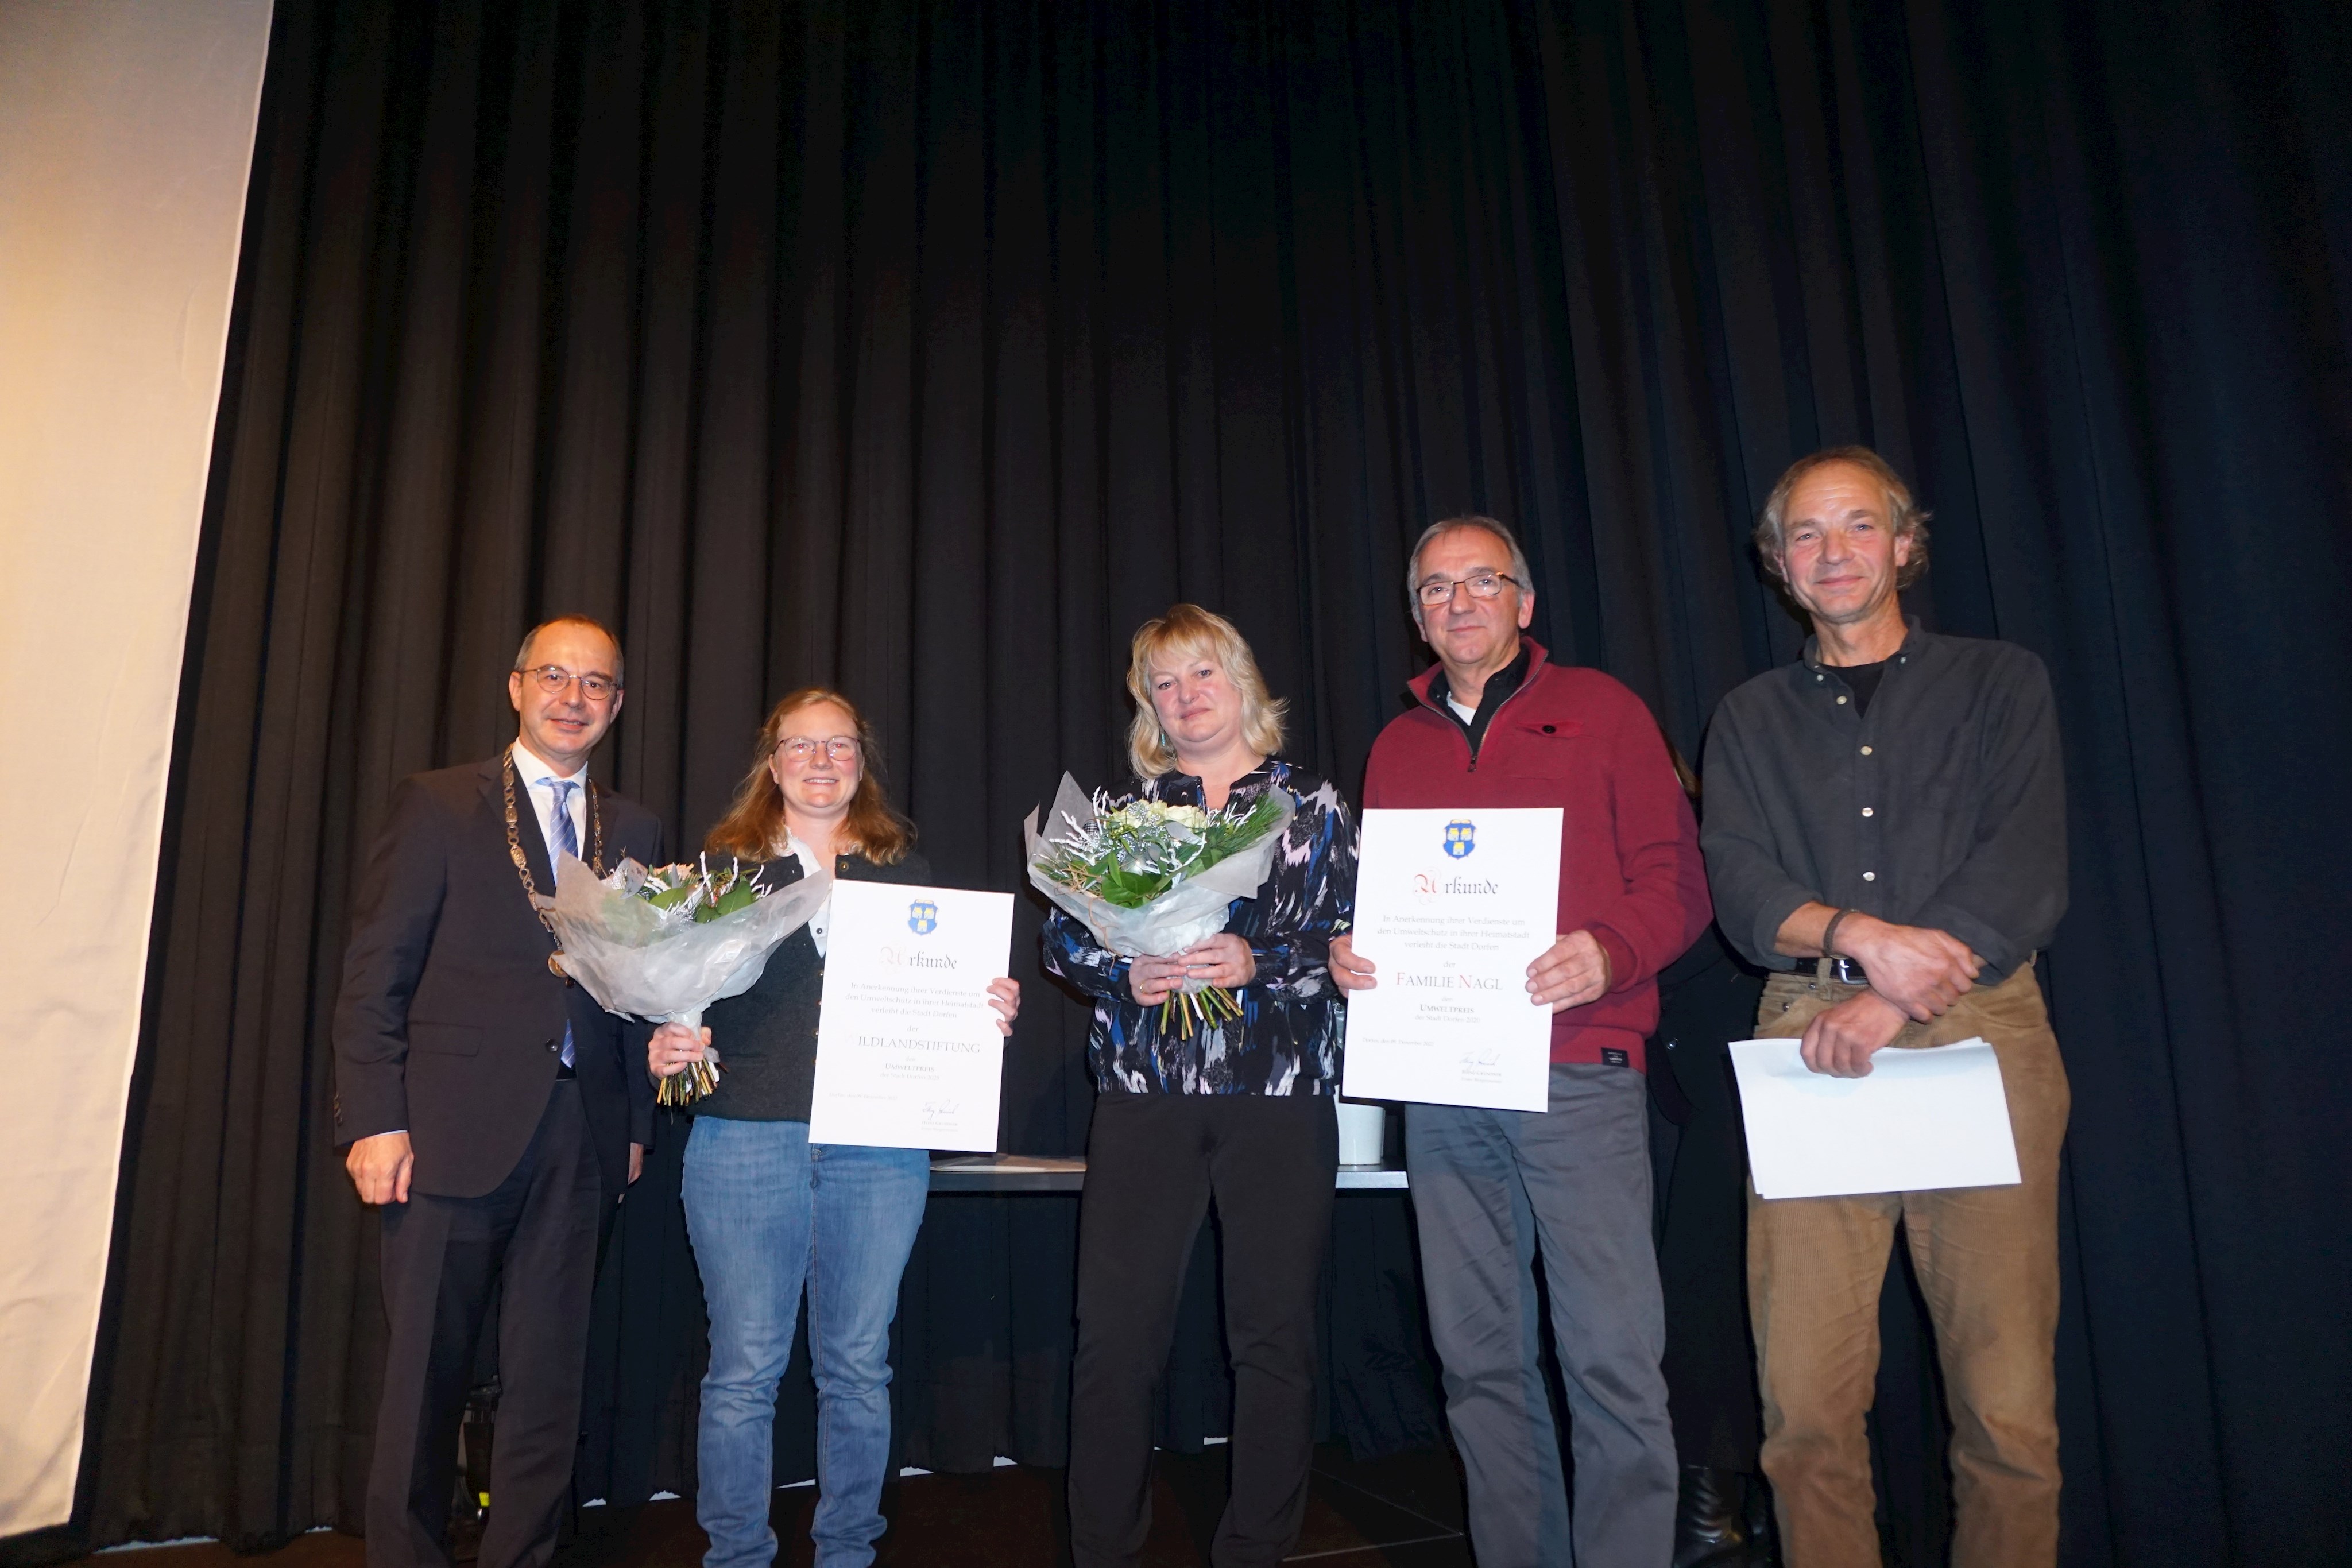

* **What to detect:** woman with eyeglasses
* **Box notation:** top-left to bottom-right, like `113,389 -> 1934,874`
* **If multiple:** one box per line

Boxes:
646,688 -> 1019,1568
1042,606 -> 1356,1568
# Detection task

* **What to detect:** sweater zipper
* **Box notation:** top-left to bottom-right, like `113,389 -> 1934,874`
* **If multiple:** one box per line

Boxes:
1426,669 -> 1538,773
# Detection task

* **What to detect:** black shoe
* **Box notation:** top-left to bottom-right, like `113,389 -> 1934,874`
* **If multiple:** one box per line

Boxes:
1673,1465 -> 1751,1567
1743,1468 -> 1780,1566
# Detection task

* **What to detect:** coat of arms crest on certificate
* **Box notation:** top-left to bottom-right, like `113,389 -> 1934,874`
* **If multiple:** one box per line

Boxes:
1442,820 -> 1477,859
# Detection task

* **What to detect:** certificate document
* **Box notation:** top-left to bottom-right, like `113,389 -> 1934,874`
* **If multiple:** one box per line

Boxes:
1340,807 -> 1562,1112
808,880 -> 1014,1152
1731,1036 -> 2021,1199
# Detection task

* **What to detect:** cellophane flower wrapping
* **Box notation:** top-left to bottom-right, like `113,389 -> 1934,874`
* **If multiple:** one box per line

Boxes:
1023,771 -> 1294,974
540,853 -> 833,1102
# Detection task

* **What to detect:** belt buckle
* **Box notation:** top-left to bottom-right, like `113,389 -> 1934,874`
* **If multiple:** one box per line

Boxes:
1821,954 -> 1868,986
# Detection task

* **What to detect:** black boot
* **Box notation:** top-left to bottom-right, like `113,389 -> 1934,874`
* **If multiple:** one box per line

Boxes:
1673,1465 -> 1751,1567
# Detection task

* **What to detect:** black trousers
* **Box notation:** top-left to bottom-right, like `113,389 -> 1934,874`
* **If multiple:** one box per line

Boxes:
1648,934 -> 1767,1475
368,1081 -> 604,1568
1067,1092 -> 1339,1568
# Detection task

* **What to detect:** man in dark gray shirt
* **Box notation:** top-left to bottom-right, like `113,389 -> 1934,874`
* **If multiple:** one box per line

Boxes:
1702,447 -> 2069,1568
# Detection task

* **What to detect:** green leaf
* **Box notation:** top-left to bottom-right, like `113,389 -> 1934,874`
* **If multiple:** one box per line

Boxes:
703,873 -> 763,920
644,881 -> 699,912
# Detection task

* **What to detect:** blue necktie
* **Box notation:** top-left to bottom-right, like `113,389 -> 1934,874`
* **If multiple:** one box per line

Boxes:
548,779 -> 578,1068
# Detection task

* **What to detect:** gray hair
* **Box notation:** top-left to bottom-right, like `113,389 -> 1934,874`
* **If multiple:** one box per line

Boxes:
1405,516 -> 1535,615
514,615 -> 626,684
1753,447 -> 1932,589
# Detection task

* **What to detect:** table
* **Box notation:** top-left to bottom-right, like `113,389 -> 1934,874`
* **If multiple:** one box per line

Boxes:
929,1153 -> 1411,1192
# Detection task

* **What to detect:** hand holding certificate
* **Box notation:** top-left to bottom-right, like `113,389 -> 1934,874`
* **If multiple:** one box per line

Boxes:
1339,808 -> 1562,1111
807,881 -> 1015,1151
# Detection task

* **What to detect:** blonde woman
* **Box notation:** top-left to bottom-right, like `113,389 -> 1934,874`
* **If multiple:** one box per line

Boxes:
647,688 -> 1017,1568
1042,605 -> 1356,1568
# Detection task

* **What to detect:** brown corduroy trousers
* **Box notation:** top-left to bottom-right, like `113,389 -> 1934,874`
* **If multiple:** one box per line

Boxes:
1746,959 -> 2070,1568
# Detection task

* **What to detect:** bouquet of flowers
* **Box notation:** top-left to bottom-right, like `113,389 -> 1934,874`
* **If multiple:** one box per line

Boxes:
1024,772 -> 1294,1035
540,853 -> 833,1105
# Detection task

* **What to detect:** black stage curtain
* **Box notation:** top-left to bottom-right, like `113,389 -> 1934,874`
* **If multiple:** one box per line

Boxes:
52,1 -> 2351,1564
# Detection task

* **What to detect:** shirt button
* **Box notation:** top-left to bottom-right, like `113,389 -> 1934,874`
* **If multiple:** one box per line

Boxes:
1860,745 -> 1873,756
1863,871 -> 1877,881
1836,695 -> 1848,705
1862,807 -> 1875,817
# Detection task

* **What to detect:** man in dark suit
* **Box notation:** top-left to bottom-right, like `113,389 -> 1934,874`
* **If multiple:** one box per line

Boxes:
334,615 -> 663,1568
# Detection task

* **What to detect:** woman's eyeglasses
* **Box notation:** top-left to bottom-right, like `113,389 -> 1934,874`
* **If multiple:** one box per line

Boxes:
777,736 -> 861,763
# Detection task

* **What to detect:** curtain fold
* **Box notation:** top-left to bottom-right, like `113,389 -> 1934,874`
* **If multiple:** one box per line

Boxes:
77,1 -> 2350,1563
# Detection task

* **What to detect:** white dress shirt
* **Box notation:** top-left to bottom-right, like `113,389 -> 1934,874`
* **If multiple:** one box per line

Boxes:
511,738 -> 589,879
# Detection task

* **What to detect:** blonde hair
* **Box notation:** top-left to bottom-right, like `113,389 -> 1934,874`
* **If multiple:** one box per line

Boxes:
705,688 -> 915,865
1124,605 -> 1287,779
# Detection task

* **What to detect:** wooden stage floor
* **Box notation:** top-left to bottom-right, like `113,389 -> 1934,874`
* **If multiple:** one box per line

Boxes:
102,1443 -> 1472,1568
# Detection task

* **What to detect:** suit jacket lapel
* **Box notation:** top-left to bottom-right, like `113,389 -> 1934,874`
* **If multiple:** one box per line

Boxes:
478,753 -> 559,891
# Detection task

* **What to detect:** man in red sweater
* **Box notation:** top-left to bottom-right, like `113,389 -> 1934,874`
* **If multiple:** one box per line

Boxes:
1332,517 -> 1711,1568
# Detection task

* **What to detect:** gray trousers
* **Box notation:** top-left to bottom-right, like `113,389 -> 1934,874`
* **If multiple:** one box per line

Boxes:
1406,1063 -> 1677,1568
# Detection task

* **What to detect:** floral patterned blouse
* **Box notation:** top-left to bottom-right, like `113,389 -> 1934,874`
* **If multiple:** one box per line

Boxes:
1042,759 -> 1356,1095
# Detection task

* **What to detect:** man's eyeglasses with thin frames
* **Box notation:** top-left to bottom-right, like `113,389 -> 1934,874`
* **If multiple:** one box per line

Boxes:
1416,571 -> 1523,607
516,665 -> 621,701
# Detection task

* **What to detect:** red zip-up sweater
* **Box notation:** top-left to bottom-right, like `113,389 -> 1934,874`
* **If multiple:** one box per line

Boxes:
1361,639 -> 1711,1073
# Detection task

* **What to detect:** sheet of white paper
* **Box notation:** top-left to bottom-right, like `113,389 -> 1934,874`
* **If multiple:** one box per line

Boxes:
1340,807 -> 1562,1112
1730,1036 -> 2022,1199
807,881 -> 1013,1152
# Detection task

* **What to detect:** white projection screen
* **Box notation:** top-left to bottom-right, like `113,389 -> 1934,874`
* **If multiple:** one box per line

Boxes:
0,0 -> 274,1534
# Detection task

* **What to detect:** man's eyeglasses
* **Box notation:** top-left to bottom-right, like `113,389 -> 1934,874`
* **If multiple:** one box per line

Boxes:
1416,571 -> 1522,607
516,665 -> 620,701
777,736 -> 861,764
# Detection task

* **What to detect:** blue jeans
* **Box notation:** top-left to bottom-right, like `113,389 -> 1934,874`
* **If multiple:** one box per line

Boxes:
682,1117 -> 931,1568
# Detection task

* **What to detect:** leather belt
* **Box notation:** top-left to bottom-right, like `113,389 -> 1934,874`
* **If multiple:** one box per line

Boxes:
1813,954 -> 1870,986
1806,952 -> 2036,988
